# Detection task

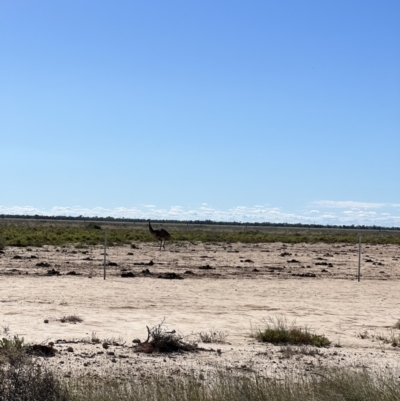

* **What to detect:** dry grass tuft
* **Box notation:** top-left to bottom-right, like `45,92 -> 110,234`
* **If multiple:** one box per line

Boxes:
253,316 -> 331,347
198,330 -> 229,343
59,315 -> 83,324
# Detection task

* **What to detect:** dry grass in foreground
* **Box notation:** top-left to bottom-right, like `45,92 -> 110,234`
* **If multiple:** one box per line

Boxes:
1,332 -> 400,401
67,369 -> 400,401
2,359 -> 400,401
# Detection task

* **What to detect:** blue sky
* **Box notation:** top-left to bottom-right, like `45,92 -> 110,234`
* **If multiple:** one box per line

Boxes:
1,1 -> 399,226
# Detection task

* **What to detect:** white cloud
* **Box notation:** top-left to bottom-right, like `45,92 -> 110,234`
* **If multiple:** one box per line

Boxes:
343,210 -> 377,216
312,201 -> 385,209
0,202 -> 399,227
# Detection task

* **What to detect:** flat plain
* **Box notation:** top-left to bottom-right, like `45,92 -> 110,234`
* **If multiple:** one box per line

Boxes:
0,220 -> 400,381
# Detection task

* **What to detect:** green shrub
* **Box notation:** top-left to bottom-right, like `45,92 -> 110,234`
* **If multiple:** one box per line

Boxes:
253,317 -> 331,347
0,355 -> 68,401
0,335 -> 25,358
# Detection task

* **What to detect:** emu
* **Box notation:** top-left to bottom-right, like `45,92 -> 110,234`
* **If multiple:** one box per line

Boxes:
148,220 -> 170,250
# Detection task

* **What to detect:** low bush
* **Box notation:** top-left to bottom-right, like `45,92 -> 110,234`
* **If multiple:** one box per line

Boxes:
0,336 -> 67,401
0,335 -> 26,364
252,317 -> 331,347
59,315 -> 83,324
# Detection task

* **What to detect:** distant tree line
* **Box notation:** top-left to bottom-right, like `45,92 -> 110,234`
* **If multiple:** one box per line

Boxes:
0,214 -> 398,231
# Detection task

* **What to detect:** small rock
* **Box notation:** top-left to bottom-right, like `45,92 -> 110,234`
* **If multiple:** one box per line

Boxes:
121,272 -> 135,278
184,270 -> 196,275
47,268 -> 60,276
36,262 -> 51,267
199,265 -> 213,270
141,269 -> 152,275
66,271 -> 82,276
158,272 -> 183,280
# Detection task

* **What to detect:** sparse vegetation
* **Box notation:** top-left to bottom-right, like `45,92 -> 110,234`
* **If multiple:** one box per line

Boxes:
2,326 -> 10,337
358,330 -> 370,339
0,335 -> 26,360
198,330 -> 229,343
358,327 -> 400,348
48,368 -> 400,401
0,219 -> 399,247
0,335 -> 68,401
278,345 -> 325,358
253,317 -> 331,347
59,315 -> 83,324
373,330 -> 400,347
0,356 -> 399,401
0,327 -> 399,400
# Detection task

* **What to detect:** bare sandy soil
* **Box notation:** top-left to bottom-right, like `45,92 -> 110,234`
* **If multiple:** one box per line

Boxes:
0,241 -> 400,380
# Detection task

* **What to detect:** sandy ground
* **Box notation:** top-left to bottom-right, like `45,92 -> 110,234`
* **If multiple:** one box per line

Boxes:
1,241 -> 400,380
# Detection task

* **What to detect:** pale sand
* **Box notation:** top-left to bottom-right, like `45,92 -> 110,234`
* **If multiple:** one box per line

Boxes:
0,242 -> 399,379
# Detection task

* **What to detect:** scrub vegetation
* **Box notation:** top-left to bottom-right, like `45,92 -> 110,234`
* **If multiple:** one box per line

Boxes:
252,317 -> 331,347
0,218 -> 399,248
0,325 -> 399,401
1,347 -> 400,401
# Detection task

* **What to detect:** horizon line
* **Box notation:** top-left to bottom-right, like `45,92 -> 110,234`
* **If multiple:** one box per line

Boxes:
1,213 -> 399,231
